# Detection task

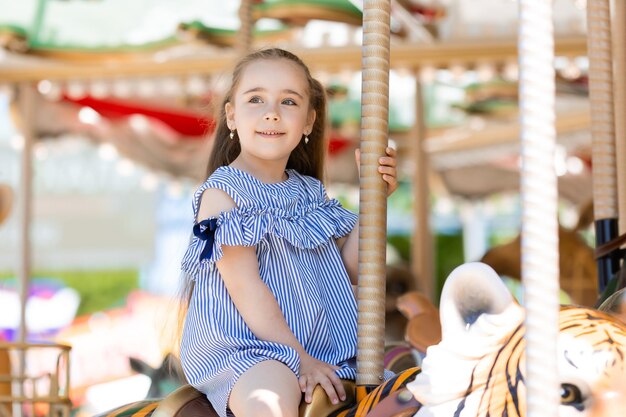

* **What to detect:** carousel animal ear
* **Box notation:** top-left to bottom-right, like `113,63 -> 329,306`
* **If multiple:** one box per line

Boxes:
439,262 -> 518,339
598,287 -> 626,325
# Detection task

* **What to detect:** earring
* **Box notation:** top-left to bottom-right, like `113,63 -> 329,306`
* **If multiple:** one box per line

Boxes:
229,130 -> 235,140
304,135 -> 309,145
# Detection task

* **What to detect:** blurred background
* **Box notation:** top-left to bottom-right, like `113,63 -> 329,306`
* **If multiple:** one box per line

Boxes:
0,0 -> 596,415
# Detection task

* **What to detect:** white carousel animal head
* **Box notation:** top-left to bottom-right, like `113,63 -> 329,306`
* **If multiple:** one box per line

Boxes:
408,262 -> 626,417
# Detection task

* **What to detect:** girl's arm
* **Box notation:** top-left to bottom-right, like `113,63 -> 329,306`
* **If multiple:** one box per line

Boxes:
338,147 -> 398,285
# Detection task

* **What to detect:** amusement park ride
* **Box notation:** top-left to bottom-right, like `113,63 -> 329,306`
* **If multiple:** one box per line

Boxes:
1,0 -> 626,416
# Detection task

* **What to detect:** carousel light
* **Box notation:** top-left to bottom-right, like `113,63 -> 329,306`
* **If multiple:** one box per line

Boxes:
129,114 -> 151,134
10,135 -> 24,151
78,107 -> 101,125
160,77 -> 182,97
566,156 -> 584,175
140,173 -> 159,192
562,60 -> 582,79
66,81 -> 88,99
116,159 -> 135,177
166,180 -> 184,198
112,79 -> 133,98
434,196 -> 454,216
37,80 -> 63,101
89,80 -> 111,99
503,61 -> 519,81
451,64 -> 466,82
98,143 -> 118,160
476,63 -> 495,82
37,80 -> 52,95
574,56 -> 589,72
186,76 -> 207,96
137,79 -> 157,98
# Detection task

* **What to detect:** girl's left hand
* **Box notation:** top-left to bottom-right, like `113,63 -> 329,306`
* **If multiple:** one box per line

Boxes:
355,146 -> 398,196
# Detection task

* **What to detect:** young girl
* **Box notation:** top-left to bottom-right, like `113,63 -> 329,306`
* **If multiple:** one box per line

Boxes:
179,48 -> 398,417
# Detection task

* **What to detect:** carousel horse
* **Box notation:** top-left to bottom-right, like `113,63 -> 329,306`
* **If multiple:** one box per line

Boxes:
481,202 -> 598,306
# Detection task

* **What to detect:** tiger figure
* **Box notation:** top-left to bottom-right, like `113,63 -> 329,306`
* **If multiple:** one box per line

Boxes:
405,262 -> 626,417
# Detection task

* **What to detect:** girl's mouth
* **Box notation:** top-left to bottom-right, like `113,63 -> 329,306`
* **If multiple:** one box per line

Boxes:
257,130 -> 285,138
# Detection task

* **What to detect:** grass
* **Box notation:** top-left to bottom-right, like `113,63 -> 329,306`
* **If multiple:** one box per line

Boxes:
0,270 -> 139,316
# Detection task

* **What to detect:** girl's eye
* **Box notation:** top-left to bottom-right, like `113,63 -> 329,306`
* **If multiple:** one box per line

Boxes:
249,96 -> 263,103
282,98 -> 297,106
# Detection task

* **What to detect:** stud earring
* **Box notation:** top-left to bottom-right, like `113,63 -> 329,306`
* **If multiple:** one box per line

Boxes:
229,130 -> 235,140
304,135 -> 309,145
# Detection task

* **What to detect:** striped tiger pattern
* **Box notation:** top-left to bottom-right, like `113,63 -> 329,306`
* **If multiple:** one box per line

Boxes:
330,367 -> 421,417
409,305 -> 626,417
405,263 -> 626,417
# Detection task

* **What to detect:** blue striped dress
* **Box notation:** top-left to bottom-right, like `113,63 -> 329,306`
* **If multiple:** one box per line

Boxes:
179,166 -> 359,417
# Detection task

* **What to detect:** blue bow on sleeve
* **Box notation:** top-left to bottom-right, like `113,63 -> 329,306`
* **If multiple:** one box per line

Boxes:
193,218 -> 218,261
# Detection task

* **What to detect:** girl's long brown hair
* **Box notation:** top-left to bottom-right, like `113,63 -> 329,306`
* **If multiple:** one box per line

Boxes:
175,48 -> 329,356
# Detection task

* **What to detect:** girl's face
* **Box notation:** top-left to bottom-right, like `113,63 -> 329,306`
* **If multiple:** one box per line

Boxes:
225,59 -> 316,166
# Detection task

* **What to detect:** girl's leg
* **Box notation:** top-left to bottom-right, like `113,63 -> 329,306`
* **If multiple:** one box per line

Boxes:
229,360 -> 301,417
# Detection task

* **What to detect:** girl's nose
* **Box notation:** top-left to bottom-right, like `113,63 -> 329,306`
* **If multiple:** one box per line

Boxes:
264,111 -> 280,121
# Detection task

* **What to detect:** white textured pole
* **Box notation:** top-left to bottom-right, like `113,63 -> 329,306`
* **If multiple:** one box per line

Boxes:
357,0 -> 390,389
518,2 -> 560,417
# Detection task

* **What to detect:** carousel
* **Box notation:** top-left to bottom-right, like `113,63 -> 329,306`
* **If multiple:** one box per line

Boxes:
0,0 -> 625,416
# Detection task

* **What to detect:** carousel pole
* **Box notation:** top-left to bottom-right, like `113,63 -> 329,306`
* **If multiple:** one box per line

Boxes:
237,0 -> 253,54
518,1 -> 560,417
409,76 -> 433,301
611,0 -> 626,237
587,0 -> 620,291
9,84 -> 37,417
356,0 -> 390,399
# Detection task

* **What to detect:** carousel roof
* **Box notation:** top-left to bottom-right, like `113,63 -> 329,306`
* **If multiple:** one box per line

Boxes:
0,0 -> 592,203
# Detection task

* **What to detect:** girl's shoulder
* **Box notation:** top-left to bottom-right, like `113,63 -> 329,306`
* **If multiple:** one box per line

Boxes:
191,167 -> 242,215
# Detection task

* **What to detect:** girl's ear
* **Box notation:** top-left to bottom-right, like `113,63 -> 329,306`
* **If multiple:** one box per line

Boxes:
306,109 -> 316,133
225,102 -> 235,129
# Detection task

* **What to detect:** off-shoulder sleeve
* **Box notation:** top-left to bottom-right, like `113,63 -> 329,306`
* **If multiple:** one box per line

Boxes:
180,199 -> 357,278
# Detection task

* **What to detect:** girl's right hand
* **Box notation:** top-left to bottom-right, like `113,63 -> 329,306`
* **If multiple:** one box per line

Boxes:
298,353 -> 347,405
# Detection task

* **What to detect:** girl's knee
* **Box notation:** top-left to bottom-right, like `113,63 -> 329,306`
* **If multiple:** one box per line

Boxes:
231,392 -> 299,417
229,361 -> 301,417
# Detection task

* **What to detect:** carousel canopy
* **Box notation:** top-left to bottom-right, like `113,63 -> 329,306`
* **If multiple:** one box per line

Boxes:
0,0 -> 591,202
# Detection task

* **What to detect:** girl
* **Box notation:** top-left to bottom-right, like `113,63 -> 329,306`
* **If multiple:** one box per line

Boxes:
179,48 -> 398,417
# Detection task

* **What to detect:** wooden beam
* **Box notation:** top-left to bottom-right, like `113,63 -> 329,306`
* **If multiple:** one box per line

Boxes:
0,36 -> 587,82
